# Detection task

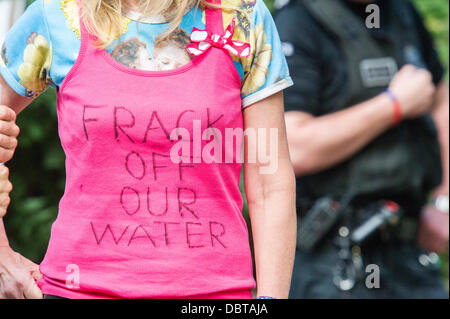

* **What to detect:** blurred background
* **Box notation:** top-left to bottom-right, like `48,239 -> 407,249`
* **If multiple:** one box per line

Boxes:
2,0 -> 449,290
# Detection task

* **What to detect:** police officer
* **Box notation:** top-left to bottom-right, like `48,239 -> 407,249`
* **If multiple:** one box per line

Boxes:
275,0 -> 449,298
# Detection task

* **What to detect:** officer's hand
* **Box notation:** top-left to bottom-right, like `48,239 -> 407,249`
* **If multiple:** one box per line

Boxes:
418,204 -> 449,253
0,246 -> 43,299
0,105 -> 20,163
0,165 -> 13,217
388,65 -> 436,120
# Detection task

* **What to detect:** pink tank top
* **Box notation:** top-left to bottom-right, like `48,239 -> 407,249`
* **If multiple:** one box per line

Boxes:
36,1 -> 255,299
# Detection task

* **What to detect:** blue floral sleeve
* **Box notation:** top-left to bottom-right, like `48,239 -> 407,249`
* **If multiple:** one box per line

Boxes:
222,0 -> 293,108
0,0 -> 53,98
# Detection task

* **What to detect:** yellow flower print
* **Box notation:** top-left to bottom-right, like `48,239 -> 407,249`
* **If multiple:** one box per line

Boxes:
221,0 -> 257,40
201,1 -> 271,95
17,33 -> 53,96
61,0 -> 82,38
61,0 -> 131,39
200,1 -> 271,95
241,24 -> 272,96
203,0 -> 256,44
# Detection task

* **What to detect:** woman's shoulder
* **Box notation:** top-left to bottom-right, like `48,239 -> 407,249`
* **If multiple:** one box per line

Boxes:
38,1 -> 85,89
220,0 -> 266,13
217,0 -> 294,105
215,0 -> 272,46
219,0 -> 270,26
0,0 -> 76,97
44,0 -> 82,39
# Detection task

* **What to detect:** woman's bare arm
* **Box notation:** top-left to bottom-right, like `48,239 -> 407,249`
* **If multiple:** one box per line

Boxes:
243,91 -> 297,299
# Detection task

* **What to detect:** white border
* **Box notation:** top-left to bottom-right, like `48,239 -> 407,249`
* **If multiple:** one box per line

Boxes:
242,77 -> 293,109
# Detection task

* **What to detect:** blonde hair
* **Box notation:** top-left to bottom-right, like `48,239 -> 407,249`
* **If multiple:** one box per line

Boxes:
81,0 -> 244,48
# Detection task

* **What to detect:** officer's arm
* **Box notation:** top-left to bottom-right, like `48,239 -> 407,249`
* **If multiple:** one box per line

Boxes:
286,63 -> 436,178
431,81 -> 449,196
285,93 -> 395,177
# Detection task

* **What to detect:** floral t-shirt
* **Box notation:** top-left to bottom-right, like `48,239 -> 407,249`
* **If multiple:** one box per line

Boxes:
0,0 -> 293,108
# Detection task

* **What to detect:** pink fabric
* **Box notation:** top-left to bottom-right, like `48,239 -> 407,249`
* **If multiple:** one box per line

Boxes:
36,1 -> 255,299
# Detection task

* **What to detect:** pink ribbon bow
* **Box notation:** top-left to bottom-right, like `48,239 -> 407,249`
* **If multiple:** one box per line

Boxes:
186,18 -> 251,58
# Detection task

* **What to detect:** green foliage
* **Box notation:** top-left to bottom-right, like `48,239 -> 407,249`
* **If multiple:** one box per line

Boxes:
413,0 -> 449,78
5,0 -> 449,288
5,89 -> 63,262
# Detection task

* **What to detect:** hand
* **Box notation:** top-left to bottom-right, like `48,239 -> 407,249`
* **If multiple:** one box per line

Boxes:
0,165 -> 13,218
388,65 -> 436,120
0,104 -> 20,163
0,246 -> 43,299
417,204 -> 449,253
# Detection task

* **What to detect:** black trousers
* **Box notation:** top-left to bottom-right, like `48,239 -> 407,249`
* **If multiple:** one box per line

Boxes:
289,241 -> 449,299
44,294 -> 67,299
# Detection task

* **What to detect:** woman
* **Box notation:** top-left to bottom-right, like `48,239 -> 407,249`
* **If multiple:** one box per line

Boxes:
0,0 -> 296,299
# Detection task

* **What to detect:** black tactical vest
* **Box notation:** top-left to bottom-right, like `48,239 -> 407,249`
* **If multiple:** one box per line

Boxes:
300,0 -> 443,200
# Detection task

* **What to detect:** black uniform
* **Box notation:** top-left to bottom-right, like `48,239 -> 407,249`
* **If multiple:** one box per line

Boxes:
275,0 -> 448,299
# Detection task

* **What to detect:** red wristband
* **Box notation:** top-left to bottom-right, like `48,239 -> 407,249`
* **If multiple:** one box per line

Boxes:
383,90 -> 402,125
